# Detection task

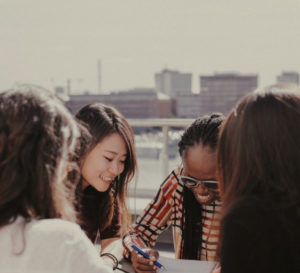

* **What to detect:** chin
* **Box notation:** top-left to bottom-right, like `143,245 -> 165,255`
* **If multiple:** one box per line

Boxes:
99,187 -> 109,192
94,181 -> 110,192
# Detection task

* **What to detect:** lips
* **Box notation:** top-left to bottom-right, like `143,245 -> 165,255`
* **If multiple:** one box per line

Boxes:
99,175 -> 114,182
193,191 -> 216,204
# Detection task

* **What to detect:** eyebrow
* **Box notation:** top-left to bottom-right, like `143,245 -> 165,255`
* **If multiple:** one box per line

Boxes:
104,150 -> 127,157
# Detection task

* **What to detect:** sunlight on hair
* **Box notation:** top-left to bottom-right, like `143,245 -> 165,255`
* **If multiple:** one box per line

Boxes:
254,83 -> 300,95
53,116 -> 80,221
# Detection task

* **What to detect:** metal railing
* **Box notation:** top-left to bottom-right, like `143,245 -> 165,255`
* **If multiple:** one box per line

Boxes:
128,119 -> 194,247
128,118 -> 194,178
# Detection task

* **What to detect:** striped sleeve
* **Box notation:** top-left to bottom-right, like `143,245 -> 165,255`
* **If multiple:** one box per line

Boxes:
123,167 -> 180,259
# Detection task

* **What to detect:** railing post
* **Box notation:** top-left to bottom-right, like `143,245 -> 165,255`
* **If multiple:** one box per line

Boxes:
160,125 -> 169,178
128,118 -> 194,183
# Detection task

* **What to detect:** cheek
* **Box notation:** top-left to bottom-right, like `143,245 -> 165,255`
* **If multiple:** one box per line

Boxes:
118,164 -> 125,175
81,157 -> 102,178
80,163 -> 90,181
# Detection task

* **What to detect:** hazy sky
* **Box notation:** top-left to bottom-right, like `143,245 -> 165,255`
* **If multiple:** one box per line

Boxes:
0,0 -> 299,93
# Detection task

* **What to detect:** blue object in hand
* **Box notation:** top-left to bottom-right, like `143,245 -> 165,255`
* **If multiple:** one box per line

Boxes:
131,244 -> 166,270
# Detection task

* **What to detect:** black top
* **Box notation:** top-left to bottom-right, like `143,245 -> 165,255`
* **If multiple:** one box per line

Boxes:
221,197 -> 300,273
80,186 -> 121,242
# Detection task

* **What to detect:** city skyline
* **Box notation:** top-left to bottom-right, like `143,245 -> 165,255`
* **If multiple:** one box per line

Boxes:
1,0 -> 300,93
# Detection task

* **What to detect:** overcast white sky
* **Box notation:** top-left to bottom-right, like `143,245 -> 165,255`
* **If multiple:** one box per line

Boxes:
0,0 -> 299,93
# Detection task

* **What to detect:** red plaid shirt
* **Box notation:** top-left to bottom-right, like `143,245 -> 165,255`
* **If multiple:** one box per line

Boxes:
123,165 -> 221,260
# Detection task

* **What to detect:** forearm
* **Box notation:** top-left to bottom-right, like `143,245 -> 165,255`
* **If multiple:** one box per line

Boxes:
101,238 -> 124,261
123,168 -> 178,260
122,230 -> 149,260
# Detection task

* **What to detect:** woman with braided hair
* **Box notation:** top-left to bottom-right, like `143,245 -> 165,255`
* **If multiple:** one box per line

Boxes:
123,113 -> 224,273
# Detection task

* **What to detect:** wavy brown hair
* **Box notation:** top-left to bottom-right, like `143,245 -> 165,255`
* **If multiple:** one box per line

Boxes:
217,90 -> 300,258
0,85 -> 80,228
75,103 -> 137,240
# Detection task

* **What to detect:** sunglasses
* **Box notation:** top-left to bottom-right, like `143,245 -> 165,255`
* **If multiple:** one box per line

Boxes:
179,175 -> 219,189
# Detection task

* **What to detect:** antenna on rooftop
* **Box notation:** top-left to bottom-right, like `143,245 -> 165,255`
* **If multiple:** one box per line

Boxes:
97,59 -> 102,93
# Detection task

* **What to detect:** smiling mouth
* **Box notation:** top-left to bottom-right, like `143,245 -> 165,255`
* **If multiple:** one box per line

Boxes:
99,175 -> 114,182
194,192 -> 215,204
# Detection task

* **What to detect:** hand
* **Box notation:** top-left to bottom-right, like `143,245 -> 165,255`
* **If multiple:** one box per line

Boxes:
131,248 -> 159,273
211,264 -> 221,273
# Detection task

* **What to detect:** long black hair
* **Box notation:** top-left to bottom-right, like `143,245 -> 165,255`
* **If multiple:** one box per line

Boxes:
178,113 -> 224,259
75,103 -> 137,241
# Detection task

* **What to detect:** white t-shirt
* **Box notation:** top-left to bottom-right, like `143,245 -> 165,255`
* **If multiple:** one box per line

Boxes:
0,216 -> 113,273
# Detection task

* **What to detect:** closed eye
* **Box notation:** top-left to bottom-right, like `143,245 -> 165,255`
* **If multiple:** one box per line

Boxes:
120,157 -> 127,164
104,157 -> 113,162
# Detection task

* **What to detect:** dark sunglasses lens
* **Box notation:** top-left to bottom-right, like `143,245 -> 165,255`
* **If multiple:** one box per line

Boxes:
181,177 -> 197,187
203,182 -> 218,189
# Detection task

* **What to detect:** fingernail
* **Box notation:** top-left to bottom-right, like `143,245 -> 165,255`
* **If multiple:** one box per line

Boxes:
149,261 -> 153,265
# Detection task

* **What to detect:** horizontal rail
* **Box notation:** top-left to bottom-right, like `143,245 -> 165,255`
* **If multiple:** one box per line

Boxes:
128,118 -> 194,127
127,119 -> 192,178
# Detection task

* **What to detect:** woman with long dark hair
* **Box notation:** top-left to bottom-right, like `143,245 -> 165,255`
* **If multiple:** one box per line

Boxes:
0,86 -> 113,273
123,113 -> 224,273
216,88 -> 300,273
75,103 -> 137,267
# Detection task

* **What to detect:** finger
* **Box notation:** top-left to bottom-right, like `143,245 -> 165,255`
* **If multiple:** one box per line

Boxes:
148,250 -> 159,261
131,251 -> 147,264
136,254 -> 155,265
136,263 -> 158,272
136,269 -> 157,273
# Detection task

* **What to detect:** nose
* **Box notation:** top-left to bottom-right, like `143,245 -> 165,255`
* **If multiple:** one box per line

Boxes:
196,183 -> 209,194
109,161 -> 123,176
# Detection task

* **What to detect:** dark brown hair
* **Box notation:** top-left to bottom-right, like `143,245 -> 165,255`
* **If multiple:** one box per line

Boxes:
0,85 -> 80,228
75,103 -> 137,240
217,90 -> 300,257
178,113 -> 224,259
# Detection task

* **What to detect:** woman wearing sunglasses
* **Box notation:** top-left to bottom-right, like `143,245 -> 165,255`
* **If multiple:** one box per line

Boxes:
123,113 -> 224,273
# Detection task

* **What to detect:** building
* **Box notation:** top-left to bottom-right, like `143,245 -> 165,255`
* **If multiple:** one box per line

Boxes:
177,73 -> 258,117
176,93 -> 202,118
155,69 -> 192,98
54,86 -> 69,101
276,71 -> 299,85
67,88 -> 172,119
54,86 -> 65,96
199,73 -> 258,115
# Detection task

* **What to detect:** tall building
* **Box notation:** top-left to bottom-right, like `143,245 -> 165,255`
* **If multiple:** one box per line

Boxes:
155,69 -> 192,98
53,86 -> 69,101
198,73 -> 258,115
176,93 -> 202,118
54,86 -> 65,96
276,71 -> 299,85
200,73 -> 258,114
176,72 -> 258,118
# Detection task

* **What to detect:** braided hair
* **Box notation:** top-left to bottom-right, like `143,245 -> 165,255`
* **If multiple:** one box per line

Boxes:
178,113 -> 224,259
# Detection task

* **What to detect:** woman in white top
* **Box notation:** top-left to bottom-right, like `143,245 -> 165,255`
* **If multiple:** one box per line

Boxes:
0,85 -> 113,273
